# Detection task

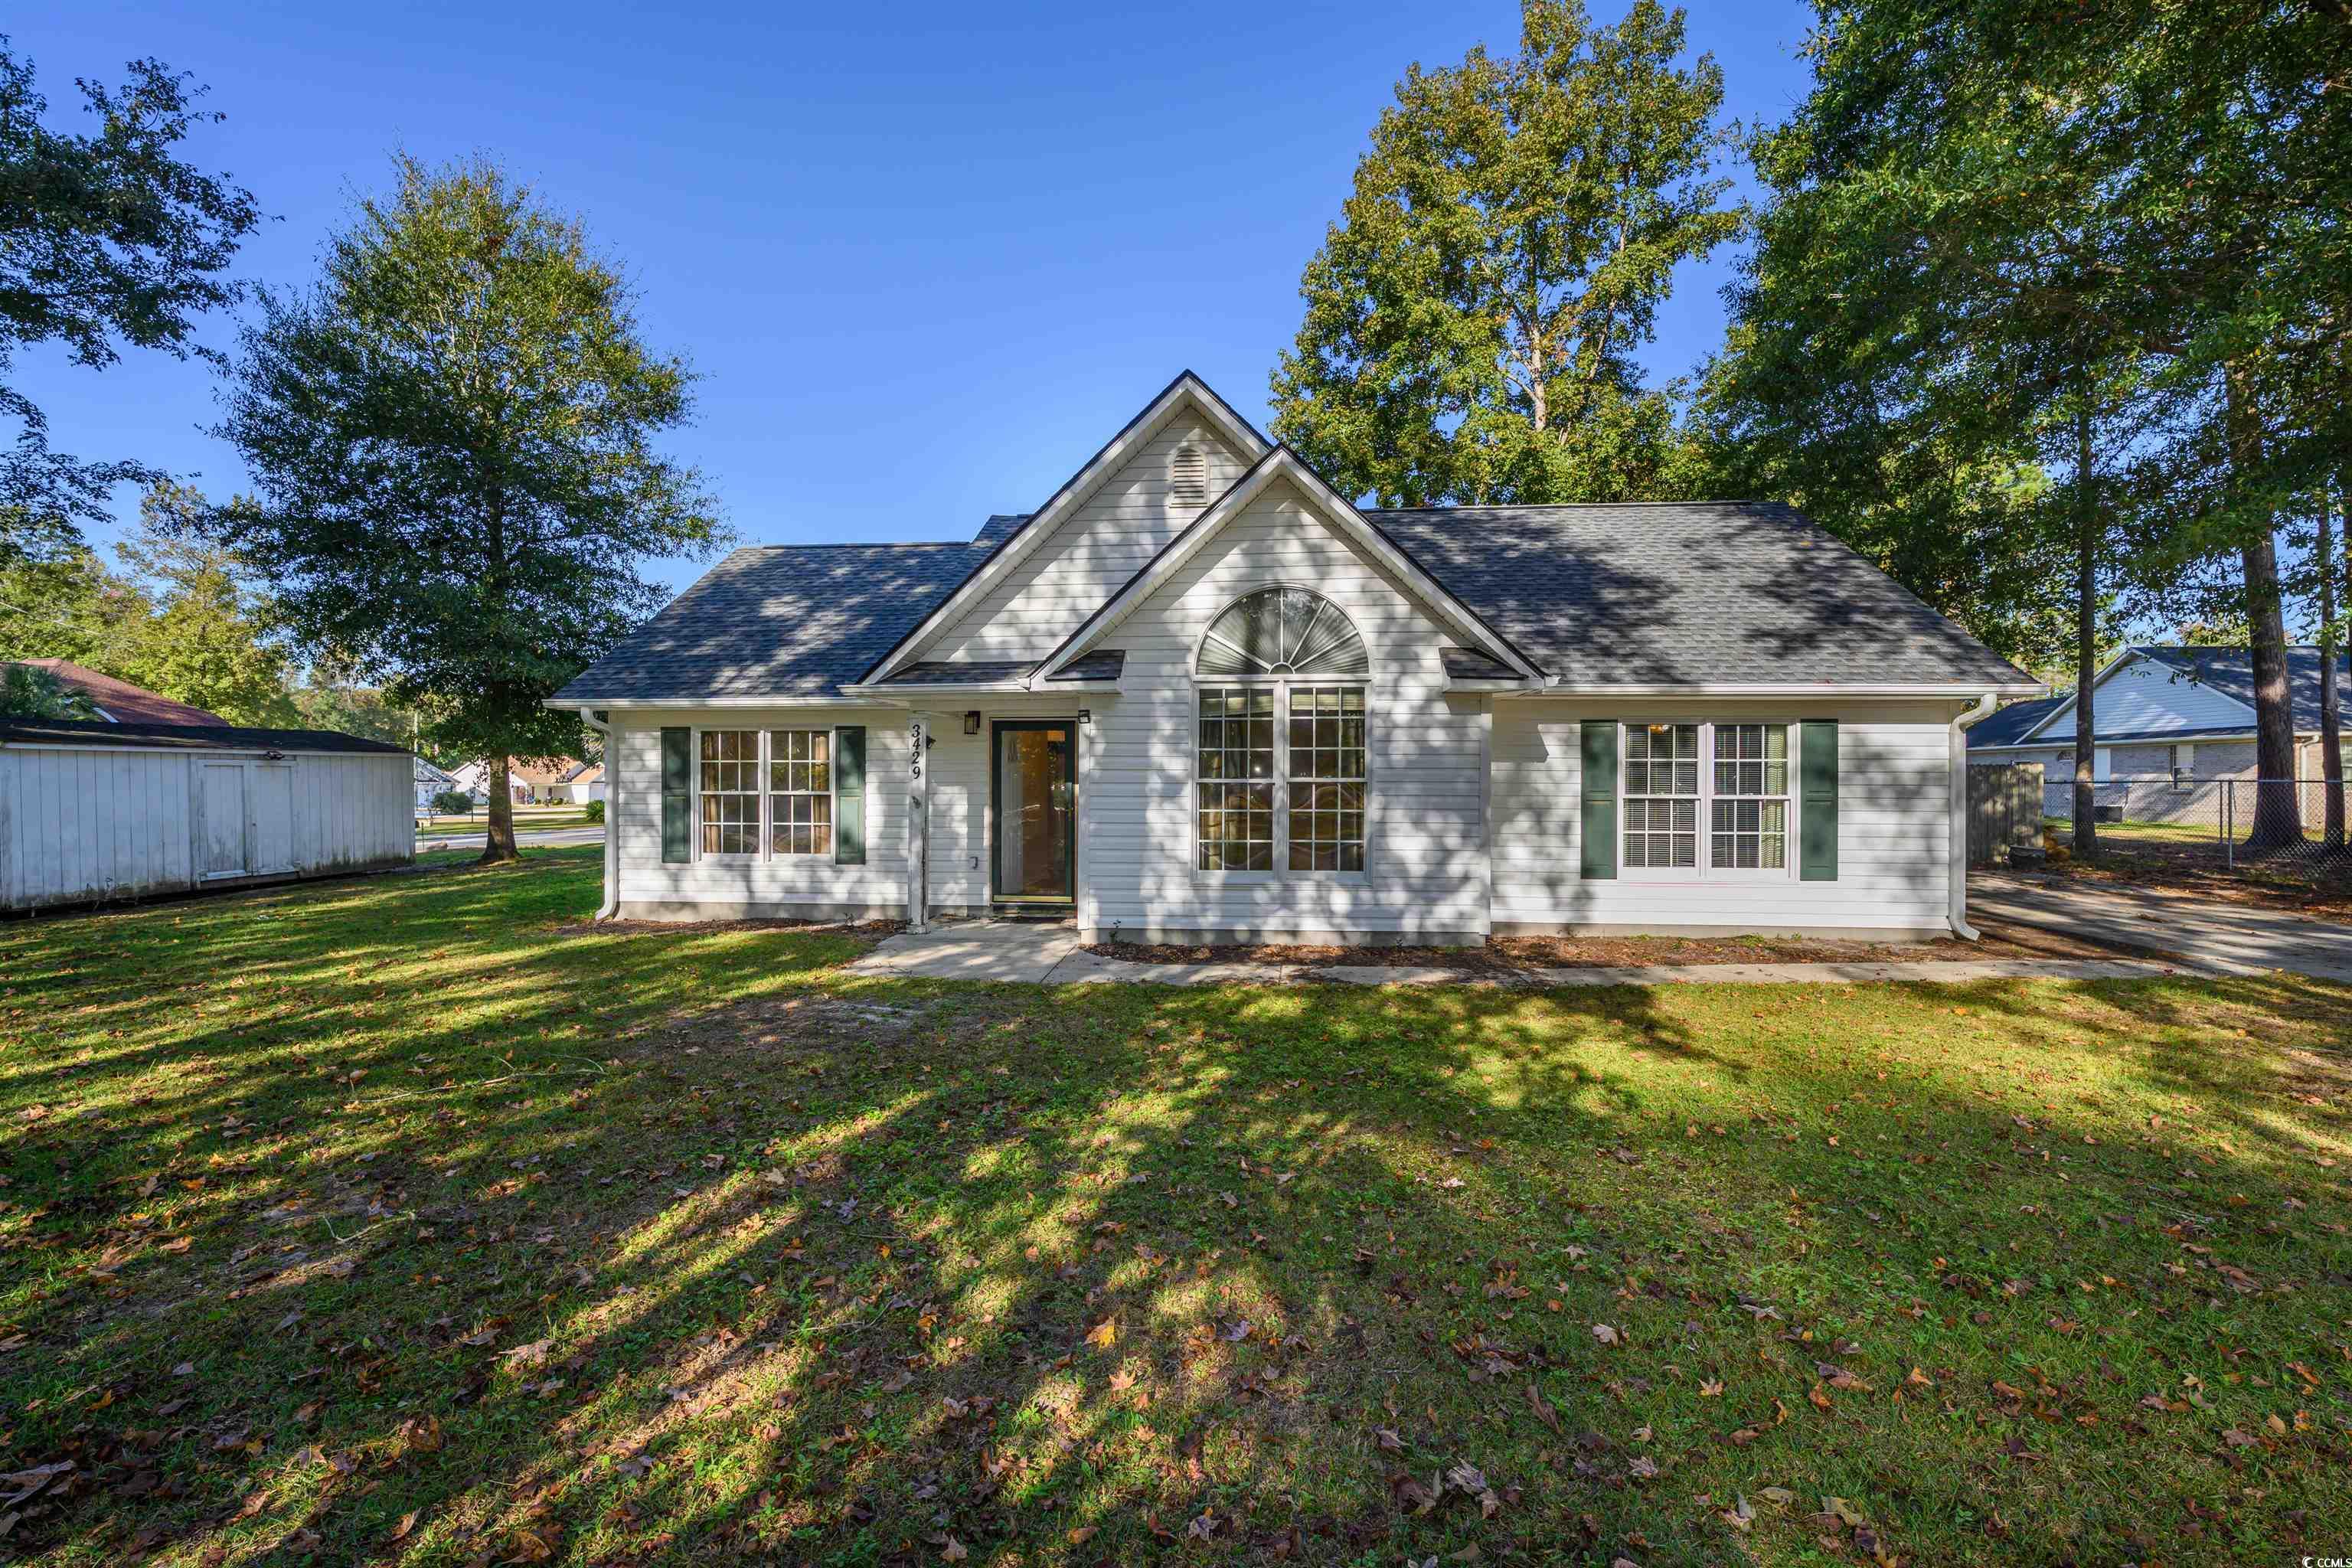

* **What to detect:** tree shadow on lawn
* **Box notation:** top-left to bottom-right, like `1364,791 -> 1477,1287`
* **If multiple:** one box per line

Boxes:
2,869 -> 2349,1564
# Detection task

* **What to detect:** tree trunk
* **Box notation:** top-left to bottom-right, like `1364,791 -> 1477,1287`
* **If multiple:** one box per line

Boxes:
2227,364 -> 2302,850
2070,403 -> 2099,860
2324,478 -> 2347,851
482,755 -> 519,864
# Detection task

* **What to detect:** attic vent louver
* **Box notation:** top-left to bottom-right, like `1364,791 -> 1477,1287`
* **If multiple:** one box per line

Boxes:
1169,443 -> 1209,509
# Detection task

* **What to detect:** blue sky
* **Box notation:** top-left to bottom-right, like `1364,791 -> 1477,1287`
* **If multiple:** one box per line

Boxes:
13,0 -> 1818,595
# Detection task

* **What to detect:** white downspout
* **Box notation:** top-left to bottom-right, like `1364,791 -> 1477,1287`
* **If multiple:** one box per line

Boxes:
580,707 -> 619,921
1949,691 -> 1999,939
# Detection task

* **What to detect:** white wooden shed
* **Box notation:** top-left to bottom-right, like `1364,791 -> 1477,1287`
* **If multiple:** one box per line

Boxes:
1,717 -> 414,913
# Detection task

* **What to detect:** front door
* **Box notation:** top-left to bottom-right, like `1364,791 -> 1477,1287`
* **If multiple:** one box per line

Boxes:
992,721 -> 1076,907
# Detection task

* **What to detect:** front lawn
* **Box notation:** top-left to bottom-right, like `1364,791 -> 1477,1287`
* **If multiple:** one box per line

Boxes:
3,851 -> 2348,1565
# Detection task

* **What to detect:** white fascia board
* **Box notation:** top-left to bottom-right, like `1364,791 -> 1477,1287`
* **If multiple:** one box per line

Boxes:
1036,448 -> 1544,682
862,374 -> 1271,685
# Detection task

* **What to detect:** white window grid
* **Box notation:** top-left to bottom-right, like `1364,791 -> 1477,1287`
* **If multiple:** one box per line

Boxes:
1620,720 -> 1796,879
1195,681 -> 1370,875
697,727 -> 836,861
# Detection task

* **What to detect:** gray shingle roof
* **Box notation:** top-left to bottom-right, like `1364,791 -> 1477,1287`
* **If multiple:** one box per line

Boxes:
1439,646 -> 1518,681
1044,649 -> 1125,681
885,659 -> 1034,686
554,543 -> 984,703
1967,694 -> 2069,746
1366,501 -> 2028,688
973,513 -> 1031,548
563,500 -> 2031,703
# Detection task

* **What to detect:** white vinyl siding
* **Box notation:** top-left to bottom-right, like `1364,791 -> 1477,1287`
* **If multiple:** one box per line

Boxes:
1491,699 -> 1958,933
609,707 -> 905,916
2034,655 -> 2257,740
920,413 -> 1252,663
1081,479 -> 1488,942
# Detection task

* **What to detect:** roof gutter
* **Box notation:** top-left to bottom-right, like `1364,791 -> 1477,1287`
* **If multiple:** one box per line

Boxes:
1949,690 -> 2001,939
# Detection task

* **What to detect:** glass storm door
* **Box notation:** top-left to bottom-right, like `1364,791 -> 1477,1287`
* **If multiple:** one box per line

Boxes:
993,721 -> 1075,905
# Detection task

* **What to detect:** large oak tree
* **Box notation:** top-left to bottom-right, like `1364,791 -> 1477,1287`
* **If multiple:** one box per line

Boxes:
208,155 -> 725,861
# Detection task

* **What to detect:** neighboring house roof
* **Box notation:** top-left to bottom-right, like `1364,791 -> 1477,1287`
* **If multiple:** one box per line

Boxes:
1364,503 -> 2027,689
507,756 -> 585,786
0,717 -> 407,754
13,659 -> 227,727
414,756 -> 459,786
2134,645 -> 2347,733
556,542 -> 985,703
1968,694 -> 2069,747
1971,645 -> 2350,749
568,762 -> 604,784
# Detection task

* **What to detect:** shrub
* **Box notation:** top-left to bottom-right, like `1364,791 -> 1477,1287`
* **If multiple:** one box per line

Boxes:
433,789 -> 474,815
582,799 -> 605,823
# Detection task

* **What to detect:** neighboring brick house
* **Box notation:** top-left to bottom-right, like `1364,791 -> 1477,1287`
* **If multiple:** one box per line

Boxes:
1968,645 -> 2352,820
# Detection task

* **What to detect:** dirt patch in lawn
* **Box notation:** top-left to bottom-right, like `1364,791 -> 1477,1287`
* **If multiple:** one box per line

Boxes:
2033,833 -> 2352,921
553,915 -> 906,939
1084,918 -> 2143,972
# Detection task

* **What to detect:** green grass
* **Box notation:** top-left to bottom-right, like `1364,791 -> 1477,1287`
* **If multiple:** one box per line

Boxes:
3,850 -> 2349,1565
2045,816 -> 2216,843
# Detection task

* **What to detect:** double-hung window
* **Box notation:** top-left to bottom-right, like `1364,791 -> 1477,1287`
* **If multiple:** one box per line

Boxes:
698,727 -> 834,859
1622,721 -> 1793,876
1194,587 -> 1372,875
699,730 -> 761,856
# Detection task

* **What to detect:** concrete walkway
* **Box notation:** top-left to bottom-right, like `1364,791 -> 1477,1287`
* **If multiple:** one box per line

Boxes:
843,916 -> 2207,989
1971,871 -> 2352,984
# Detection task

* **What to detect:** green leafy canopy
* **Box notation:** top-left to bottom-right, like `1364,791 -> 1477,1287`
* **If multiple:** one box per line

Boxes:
207,154 -> 727,815
1271,0 -> 1743,506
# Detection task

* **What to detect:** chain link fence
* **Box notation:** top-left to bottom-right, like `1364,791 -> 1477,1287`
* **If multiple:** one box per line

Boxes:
2043,775 -> 2352,869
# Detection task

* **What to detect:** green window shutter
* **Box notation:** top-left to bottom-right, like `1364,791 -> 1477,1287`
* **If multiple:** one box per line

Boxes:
1800,720 -> 1839,880
660,727 -> 692,864
1579,720 -> 1618,880
833,726 -> 866,865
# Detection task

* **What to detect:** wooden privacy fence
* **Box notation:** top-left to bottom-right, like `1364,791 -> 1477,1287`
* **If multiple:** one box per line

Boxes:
1968,763 -> 2043,866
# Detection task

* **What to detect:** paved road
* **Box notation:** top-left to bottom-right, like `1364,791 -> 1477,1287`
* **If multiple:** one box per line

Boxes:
1971,871 -> 2352,984
417,826 -> 606,853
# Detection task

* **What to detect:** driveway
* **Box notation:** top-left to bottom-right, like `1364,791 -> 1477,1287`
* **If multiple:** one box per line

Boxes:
418,825 -> 606,852
1971,871 -> 2352,983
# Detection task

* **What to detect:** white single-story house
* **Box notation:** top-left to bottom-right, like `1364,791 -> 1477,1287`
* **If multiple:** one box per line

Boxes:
1969,645 -> 2350,818
414,756 -> 460,812
1,717 -> 413,912
549,374 -> 2042,943
446,756 -> 586,805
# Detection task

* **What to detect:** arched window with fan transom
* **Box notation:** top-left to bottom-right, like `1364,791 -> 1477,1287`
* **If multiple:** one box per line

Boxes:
1192,587 -> 1369,874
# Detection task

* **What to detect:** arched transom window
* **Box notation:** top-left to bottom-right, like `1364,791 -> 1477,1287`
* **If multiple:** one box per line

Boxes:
1194,588 -> 1369,874
1196,586 -> 1369,678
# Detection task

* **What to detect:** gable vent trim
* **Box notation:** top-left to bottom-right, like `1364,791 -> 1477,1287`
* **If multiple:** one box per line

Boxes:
1169,443 -> 1209,509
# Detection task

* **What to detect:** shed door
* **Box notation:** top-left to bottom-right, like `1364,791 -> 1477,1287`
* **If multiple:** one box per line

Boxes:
250,763 -> 296,874
200,763 -> 249,878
